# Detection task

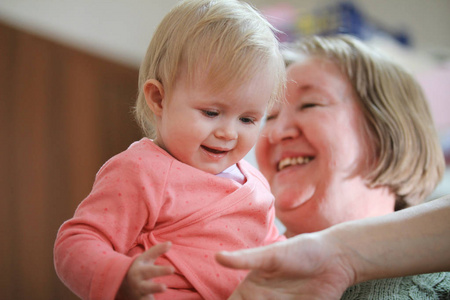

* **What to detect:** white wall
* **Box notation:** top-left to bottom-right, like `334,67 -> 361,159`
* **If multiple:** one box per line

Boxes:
0,0 -> 179,67
1,0 -> 449,68
1,0 -> 449,196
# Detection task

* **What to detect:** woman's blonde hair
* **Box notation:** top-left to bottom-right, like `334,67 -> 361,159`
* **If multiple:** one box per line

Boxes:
135,0 -> 285,138
284,35 -> 444,209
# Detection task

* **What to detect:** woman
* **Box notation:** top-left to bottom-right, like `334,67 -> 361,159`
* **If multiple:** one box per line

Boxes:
217,195 -> 450,299
217,35 -> 449,299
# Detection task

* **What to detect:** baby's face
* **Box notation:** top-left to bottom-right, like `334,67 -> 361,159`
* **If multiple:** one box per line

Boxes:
154,69 -> 274,174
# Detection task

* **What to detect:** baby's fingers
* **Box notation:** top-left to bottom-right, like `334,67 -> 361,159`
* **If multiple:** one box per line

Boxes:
141,264 -> 174,280
138,242 -> 174,280
141,242 -> 172,263
137,279 -> 168,295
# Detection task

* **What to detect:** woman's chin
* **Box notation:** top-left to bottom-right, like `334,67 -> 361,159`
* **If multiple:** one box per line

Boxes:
274,189 -> 312,211
273,187 -> 314,211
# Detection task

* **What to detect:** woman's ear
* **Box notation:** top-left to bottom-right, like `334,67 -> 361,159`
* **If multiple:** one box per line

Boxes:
143,79 -> 165,116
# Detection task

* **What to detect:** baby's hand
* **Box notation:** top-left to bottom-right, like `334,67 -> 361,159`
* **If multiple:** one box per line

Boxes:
116,242 -> 174,300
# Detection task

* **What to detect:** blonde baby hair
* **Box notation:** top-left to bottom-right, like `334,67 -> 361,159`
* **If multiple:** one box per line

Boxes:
135,0 -> 286,138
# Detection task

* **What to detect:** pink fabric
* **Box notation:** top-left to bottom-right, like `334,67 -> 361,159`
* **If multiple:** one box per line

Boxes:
54,138 -> 284,300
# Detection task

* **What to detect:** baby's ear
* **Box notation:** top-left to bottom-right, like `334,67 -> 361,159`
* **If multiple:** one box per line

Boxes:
143,79 -> 165,116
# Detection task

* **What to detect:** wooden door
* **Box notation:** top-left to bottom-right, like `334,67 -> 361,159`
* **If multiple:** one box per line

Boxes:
0,21 -> 142,299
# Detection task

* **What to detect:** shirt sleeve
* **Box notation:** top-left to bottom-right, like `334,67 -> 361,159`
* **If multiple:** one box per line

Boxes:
54,152 -> 162,300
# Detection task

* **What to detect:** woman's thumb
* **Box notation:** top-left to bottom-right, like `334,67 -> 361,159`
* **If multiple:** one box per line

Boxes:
215,248 -> 264,270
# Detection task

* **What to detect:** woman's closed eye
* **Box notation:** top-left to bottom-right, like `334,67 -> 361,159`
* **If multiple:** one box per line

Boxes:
298,103 -> 318,110
297,95 -> 328,110
265,113 -> 278,122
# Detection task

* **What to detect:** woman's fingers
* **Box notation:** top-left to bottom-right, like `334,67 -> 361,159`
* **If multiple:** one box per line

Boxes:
216,250 -> 254,269
216,244 -> 277,270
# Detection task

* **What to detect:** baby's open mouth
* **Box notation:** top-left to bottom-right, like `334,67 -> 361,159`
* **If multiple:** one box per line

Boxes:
201,145 -> 228,154
278,156 -> 313,171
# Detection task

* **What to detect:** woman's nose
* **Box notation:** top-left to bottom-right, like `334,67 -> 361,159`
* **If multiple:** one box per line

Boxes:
267,111 -> 300,144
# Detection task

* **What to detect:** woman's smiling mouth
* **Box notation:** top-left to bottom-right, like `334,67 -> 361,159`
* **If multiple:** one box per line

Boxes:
278,156 -> 313,171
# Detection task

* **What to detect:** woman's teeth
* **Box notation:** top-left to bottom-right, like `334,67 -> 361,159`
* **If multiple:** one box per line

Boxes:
278,157 -> 311,171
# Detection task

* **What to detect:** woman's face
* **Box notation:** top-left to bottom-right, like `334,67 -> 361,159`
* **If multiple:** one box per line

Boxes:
256,57 -> 379,235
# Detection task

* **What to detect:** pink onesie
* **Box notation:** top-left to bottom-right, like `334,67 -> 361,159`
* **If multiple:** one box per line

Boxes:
54,138 -> 284,299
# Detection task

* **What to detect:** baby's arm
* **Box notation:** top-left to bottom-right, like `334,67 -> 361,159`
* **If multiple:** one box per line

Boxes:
54,154 -> 166,299
54,197 -> 144,300
116,242 -> 174,300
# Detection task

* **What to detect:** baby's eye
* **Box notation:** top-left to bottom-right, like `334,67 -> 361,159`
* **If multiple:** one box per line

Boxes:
240,117 -> 255,124
202,110 -> 219,117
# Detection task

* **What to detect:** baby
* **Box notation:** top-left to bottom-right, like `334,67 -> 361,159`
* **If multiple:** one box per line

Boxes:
54,0 -> 286,299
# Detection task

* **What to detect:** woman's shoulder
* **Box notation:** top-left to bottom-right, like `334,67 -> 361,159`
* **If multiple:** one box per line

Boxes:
341,272 -> 450,300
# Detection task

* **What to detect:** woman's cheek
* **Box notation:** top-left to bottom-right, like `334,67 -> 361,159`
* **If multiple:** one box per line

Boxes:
255,135 -> 273,180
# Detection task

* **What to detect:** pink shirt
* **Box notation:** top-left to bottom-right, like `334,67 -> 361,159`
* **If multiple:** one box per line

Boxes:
54,139 -> 284,299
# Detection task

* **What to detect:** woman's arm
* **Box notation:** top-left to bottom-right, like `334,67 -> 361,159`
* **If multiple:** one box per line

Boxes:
216,195 -> 450,299
339,194 -> 450,282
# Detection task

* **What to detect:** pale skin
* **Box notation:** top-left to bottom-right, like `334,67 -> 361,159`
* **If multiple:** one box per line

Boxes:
117,62 -> 274,299
255,58 -> 396,238
216,194 -> 450,300
215,56 -> 450,299
116,242 -> 174,300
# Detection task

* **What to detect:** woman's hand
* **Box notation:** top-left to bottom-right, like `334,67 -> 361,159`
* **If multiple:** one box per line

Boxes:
216,233 -> 355,300
116,242 -> 174,300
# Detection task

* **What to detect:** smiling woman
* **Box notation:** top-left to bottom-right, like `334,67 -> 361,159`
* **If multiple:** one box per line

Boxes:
256,35 -> 445,238
257,55 -> 386,237
219,35 -> 449,300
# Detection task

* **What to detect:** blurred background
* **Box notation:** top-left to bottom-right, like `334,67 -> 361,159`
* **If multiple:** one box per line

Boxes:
1,0 -> 449,299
